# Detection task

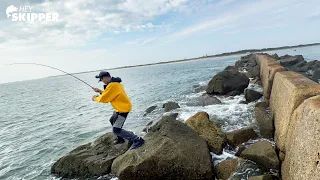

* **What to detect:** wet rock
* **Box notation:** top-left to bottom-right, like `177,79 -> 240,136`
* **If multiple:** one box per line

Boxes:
206,69 -> 249,95
244,89 -> 263,102
51,133 -> 130,178
163,101 -> 180,112
215,158 -> 263,180
144,105 -> 157,115
111,115 -> 214,180
226,127 -> 258,147
248,174 -> 278,180
254,102 -> 274,139
187,94 -> 221,106
279,55 -> 304,67
186,112 -> 226,154
240,141 -> 279,170
312,69 -> 320,81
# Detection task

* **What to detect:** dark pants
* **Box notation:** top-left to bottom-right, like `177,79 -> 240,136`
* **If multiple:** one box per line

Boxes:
109,111 -> 139,142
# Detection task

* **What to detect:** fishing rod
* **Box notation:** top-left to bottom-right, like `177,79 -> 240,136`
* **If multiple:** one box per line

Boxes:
5,63 -> 94,89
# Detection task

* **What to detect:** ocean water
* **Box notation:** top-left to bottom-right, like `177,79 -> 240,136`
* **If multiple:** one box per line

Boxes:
1,45 -> 320,180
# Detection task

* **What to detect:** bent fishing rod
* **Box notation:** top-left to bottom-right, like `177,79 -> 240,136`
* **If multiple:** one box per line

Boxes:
5,63 -> 94,89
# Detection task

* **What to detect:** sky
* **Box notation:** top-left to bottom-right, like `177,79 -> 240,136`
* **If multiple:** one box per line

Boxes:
0,0 -> 320,83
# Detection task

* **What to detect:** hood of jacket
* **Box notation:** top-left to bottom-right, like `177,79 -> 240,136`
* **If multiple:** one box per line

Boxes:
104,77 -> 122,89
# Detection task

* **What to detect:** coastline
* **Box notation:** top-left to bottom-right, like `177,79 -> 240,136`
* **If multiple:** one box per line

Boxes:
65,43 -> 320,75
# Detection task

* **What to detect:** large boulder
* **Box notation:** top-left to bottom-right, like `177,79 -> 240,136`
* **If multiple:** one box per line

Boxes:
279,55 -> 304,67
240,141 -> 279,170
51,133 -> 129,178
111,116 -> 214,180
215,158 -> 263,180
206,69 -> 249,95
254,102 -> 274,139
226,127 -> 258,147
187,94 -> 221,106
186,112 -> 226,154
244,89 -> 263,103
163,101 -> 180,112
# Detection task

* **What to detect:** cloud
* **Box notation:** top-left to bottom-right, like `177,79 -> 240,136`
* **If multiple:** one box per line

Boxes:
0,0 -> 191,49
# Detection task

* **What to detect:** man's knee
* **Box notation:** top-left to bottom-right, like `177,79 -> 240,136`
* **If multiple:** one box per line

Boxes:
113,127 -> 122,134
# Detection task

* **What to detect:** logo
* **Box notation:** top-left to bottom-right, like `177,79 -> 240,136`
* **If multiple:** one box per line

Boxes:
6,5 -> 59,22
6,5 -> 18,18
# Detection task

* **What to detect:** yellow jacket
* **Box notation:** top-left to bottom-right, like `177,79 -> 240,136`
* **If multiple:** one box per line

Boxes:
94,82 -> 132,112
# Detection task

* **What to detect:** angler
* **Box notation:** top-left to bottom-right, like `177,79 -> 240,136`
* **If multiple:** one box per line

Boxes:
92,71 -> 145,149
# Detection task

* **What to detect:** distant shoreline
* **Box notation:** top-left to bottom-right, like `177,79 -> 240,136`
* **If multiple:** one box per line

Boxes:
66,42 -> 320,76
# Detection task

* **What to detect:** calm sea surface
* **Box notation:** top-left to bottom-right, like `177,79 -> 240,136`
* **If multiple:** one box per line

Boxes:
1,46 -> 320,179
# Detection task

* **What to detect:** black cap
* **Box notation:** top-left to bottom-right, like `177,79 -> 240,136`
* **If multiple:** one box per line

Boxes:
95,71 -> 110,81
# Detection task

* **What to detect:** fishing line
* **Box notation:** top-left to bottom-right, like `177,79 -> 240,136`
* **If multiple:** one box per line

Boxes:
5,63 -> 94,89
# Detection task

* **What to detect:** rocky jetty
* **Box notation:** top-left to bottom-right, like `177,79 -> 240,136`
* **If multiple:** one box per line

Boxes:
52,52 -> 320,180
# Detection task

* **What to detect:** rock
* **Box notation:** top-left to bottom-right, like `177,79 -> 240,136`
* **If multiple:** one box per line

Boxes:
51,133 -> 129,178
144,105 -> 157,115
247,66 -> 260,78
206,69 -> 249,95
279,55 -> 304,67
111,116 -> 214,180
312,69 -> 320,81
187,94 -> 221,106
240,141 -> 279,170
226,127 -> 258,147
248,174 -> 277,180
245,89 -> 263,102
215,158 -> 239,180
254,102 -> 274,139
186,112 -> 226,154
163,101 -> 180,112
215,158 -> 263,180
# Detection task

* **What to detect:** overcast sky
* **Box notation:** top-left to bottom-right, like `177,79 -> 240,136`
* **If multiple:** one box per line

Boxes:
0,0 -> 320,83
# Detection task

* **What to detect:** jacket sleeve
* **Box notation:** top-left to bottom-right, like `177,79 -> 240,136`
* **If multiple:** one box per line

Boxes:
94,83 -> 120,103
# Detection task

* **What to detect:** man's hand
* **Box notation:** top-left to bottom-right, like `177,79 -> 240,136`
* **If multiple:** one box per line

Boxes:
92,95 -> 99,101
93,88 -> 102,93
